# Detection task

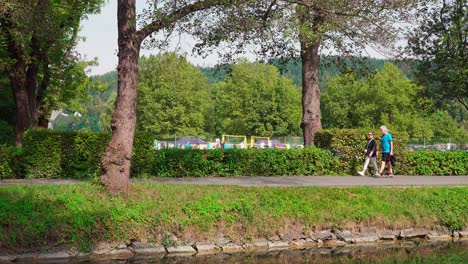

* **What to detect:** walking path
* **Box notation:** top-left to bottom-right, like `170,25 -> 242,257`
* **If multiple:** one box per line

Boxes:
1,176 -> 467,187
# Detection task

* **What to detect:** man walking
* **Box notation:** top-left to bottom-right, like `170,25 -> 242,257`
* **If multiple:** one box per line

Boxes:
375,125 -> 394,177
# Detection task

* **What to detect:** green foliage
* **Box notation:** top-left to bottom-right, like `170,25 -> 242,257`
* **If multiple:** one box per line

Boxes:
407,0 -> 468,111
213,60 -> 302,136
398,151 -> 468,176
19,129 -> 151,179
152,147 -> 339,177
0,0 -> 106,137
3,129 -> 464,179
20,130 -> 63,179
315,128 -> 409,175
137,53 -> 214,137
0,184 -> 466,252
322,64 -> 428,133
0,144 -> 15,179
0,120 -> 14,145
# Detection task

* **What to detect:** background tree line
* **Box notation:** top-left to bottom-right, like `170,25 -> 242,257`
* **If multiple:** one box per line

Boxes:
40,52 -> 466,145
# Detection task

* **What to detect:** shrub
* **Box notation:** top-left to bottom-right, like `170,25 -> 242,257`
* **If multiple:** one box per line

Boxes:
20,129 -> 62,179
150,146 -> 339,177
398,150 -> 468,175
0,144 -> 15,179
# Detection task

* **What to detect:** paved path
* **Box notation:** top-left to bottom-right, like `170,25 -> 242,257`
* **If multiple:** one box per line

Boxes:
1,176 -> 467,187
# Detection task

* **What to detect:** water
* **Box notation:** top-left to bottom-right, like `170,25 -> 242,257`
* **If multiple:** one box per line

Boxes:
17,240 -> 468,264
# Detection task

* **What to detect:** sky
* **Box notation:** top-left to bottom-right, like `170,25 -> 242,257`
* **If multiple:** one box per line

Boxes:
76,1 -> 222,76
76,1 -> 394,76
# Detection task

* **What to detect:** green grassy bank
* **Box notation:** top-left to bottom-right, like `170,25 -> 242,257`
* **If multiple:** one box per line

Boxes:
0,183 -> 467,253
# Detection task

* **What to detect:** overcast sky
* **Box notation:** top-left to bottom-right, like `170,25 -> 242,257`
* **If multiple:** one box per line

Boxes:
76,1 -> 222,76
77,1 -> 395,76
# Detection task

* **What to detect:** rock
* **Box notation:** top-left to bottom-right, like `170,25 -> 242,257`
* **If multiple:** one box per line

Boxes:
458,230 -> 468,237
251,238 -> 269,249
335,240 -> 347,246
0,255 -> 17,262
334,230 -> 354,243
311,230 -> 334,241
193,243 -> 221,254
37,251 -> 74,259
16,252 -> 38,261
427,231 -> 452,241
399,229 -> 428,239
317,239 -> 324,247
267,241 -> 289,251
379,231 -> 397,240
289,238 -> 317,249
116,244 -> 127,249
92,242 -> 112,255
221,243 -> 244,253
353,235 -> 379,244
130,242 -> 166,256
166,245 -> 197,255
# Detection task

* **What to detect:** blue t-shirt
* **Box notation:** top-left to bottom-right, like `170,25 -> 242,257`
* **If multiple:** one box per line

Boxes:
381,133 -> 393,153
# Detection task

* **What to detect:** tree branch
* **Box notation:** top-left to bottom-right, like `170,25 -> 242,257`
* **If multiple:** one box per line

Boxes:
136,0 -> 228,44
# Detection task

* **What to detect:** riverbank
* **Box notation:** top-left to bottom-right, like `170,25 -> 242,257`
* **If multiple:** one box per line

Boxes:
0,182 -> 467,261
1,232 -> 467,262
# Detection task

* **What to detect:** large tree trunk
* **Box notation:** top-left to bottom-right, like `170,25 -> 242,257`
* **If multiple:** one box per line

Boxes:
100,0 -> 140,195
12,78 -> 32,147
2,12 -> 33,147
299,10 -> 322,146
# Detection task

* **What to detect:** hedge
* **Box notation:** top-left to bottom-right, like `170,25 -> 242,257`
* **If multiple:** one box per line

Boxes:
0,129 -> 465,179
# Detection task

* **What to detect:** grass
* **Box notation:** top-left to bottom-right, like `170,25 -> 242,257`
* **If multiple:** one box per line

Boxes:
0,183 -> 466,252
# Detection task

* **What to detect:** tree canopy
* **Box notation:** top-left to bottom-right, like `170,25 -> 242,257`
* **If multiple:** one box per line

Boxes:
0,0 -> 104,145
137,53 -> 213,137
190,0 -> 418,145
213,60 -> 302,137
407,0 -> 467,111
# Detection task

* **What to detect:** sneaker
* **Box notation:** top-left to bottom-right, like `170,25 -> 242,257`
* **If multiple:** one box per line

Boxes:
388,173 -> 394,177
374,173 -> 381,177
358,171 -> 365,176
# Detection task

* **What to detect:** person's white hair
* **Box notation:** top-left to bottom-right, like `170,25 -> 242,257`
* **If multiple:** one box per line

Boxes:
380,125 -> 389,131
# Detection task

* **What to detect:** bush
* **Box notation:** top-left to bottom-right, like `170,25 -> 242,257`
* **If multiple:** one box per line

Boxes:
0,144 -> 15,179
398,150 -> 468,175
8,129 -> 466,179
150,146 -> 339,177
20,129 -> 62,179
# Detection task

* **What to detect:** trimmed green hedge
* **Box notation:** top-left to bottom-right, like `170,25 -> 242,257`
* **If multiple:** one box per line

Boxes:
1,129 -> 465,179
0,144 -> 16,179
398,150 -> 468,176
150,147 -> 340,177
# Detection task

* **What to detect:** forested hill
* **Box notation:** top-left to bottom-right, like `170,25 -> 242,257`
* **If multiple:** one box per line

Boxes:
200,57 -> 414,89
94,56 -> 413,103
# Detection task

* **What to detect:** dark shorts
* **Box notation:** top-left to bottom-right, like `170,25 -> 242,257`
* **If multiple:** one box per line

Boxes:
382,153 -> 391,162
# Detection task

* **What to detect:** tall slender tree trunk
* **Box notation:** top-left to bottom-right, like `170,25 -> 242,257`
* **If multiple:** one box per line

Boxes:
100,0 -> 140,195
299,9 -> 322,146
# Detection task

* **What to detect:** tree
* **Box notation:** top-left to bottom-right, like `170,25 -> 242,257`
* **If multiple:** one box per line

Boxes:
191,0 -> 417,145
137,53 -> 213,137
407,0 -> 467,111
102,0 -> 251,195
0,0 -> 103,146
213,60 -> 301,136
321,63 -> 435,140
